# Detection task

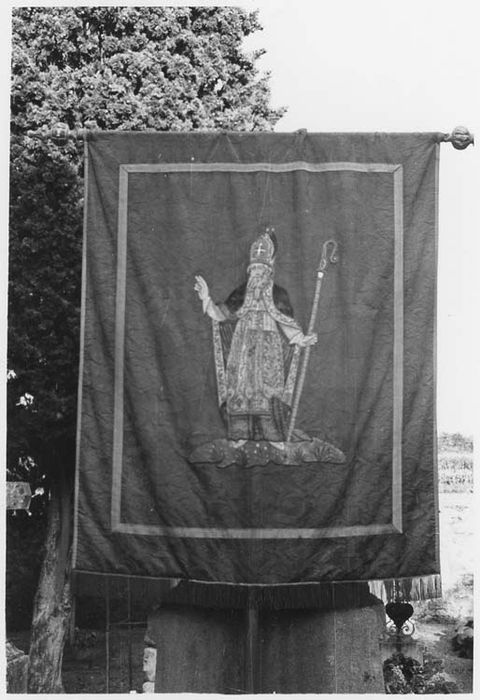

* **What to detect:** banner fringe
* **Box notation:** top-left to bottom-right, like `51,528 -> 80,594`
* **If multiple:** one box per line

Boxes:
368,574 -> 442,603
73,571 -> 442,610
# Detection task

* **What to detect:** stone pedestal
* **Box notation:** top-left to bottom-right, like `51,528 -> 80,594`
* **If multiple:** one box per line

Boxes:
146,599 -> 386,693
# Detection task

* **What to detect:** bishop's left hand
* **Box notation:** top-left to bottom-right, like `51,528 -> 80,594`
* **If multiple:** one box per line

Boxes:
300,333 -> 318,347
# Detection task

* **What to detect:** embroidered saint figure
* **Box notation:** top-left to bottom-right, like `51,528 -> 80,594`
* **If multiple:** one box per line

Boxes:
192,228 -> 346,468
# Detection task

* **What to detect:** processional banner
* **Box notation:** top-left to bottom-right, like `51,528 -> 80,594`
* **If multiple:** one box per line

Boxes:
73,132 -> 440,599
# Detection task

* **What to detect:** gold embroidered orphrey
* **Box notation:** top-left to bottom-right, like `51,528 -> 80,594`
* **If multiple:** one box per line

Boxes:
191,228 -> 346,468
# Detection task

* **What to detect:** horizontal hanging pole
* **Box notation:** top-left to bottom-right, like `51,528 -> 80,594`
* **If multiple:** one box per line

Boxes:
25,123 -> 475,150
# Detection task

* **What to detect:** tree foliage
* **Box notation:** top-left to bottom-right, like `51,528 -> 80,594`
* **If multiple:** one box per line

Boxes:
8,6 -> 285,495
11,7 -> 284,133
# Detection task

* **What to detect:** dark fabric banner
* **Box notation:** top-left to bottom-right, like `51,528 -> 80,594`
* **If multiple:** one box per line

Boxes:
73,132 -> 440,595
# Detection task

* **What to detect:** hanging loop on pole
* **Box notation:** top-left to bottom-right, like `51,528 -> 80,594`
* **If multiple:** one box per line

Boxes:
319,239 -> 338,273
440,126 -> 474,150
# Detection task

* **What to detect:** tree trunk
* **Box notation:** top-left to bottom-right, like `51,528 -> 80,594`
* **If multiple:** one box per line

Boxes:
28,470 -> 73,693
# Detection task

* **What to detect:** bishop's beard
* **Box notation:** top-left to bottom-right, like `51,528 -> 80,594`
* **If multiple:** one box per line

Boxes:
246,270 -> 273,301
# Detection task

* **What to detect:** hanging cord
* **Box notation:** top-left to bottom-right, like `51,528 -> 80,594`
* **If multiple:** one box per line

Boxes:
105,577 -> 110,694
245,588 -> 258,693
258,165 -> 272,228
332,582 -> 338,694
127,577 -> 133,691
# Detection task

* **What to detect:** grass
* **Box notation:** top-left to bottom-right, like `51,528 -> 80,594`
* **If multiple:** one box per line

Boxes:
438,453 -> 473,493
437,432 -> 473,493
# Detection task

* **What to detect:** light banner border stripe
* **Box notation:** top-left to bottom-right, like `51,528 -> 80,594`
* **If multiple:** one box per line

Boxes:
111,161 -> 404,539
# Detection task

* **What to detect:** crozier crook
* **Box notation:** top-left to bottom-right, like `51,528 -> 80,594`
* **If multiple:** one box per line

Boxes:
319,239 -> 338,271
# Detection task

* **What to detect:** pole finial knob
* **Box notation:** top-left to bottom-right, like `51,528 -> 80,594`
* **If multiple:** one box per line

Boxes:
448,126 -> 474,150
51,122 -> 70,144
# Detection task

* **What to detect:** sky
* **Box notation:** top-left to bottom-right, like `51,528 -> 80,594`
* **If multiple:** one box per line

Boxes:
241,0 -> 480,436
2,0 -> 479,436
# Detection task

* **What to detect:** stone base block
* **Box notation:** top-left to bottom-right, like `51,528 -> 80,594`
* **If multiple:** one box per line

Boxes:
146,600 -> 386,693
